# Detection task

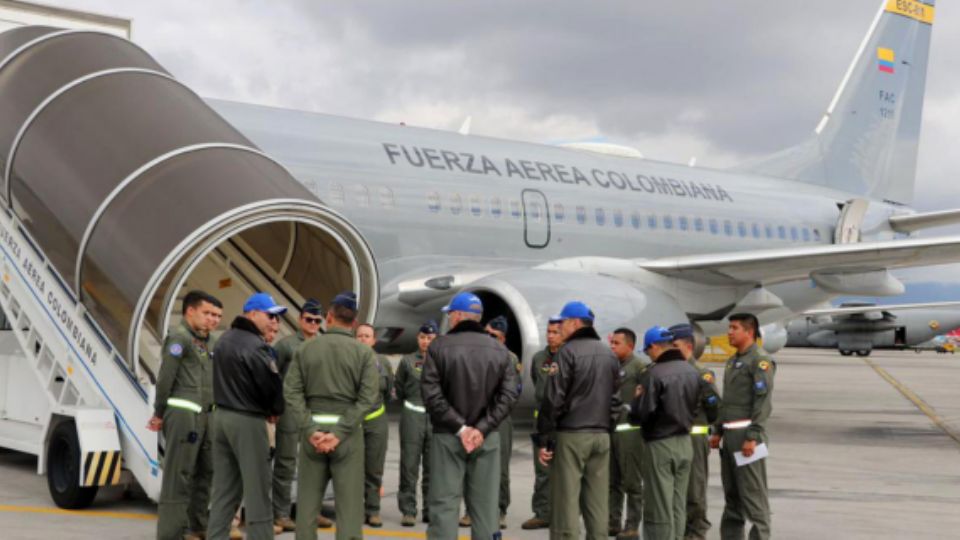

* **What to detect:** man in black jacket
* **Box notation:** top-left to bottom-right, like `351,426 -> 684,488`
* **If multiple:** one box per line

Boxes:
537,301 -> 621,540
207,293 -> 286,540
421,292 -> 519,540
630,326 -> 700,540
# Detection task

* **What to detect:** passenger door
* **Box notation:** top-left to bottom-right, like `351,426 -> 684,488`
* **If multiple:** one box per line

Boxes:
521,189 -> 550,248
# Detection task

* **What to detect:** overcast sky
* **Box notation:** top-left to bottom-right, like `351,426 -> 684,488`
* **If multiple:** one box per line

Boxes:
49,1 -> 960,285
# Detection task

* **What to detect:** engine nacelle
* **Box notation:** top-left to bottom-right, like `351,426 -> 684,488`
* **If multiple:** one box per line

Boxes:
760,323 -> 788,354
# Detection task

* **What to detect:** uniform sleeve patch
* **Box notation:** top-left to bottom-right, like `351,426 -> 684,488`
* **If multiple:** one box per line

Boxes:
755,380 -> 767,391
758,360 -> 770,371
702,372 -> 714,383
169,343 -> 184,357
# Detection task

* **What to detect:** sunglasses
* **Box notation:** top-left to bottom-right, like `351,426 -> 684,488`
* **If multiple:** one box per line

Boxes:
267,313 -> 280,321
303,316 -> 323,324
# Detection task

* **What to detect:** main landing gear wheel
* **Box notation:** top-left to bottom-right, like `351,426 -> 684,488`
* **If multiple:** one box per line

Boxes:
839,350 -> 853,356
855,350 -> 871,357
47,421 -> 98,509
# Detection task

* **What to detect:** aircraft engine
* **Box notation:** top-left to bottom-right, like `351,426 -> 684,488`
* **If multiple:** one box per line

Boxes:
760,323 -> 788,353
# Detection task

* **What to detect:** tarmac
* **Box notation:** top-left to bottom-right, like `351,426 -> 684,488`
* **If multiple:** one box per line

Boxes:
1,347 -> 958,539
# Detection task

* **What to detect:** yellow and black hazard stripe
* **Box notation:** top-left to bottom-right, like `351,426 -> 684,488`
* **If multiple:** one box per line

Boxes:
82,451 -> 122,487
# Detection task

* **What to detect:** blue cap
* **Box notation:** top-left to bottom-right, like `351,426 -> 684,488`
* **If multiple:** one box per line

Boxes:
419,320 -> 439,335
557,301 -> 594,321
331,291 -> 358,311
442,292 -> 483,314
643,326 -> 674,350
301,298 -> 323,316
668,323 -> 694,340
487,315 -> 509,334
243,292 -> 287,315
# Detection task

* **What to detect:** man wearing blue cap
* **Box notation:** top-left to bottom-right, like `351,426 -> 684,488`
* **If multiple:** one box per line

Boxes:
208,292 -> 287,540
271,299 -> 329,532
422,292 -> 519,540
284,291 -> 380,540
521,316 -> 564,531
536,301 -> 621,540
395,320 -> 439,526
669,323 -> 720,540
630,326 -> 700,540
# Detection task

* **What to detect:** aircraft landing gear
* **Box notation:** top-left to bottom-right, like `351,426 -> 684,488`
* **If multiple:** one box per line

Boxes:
855,350 -> 871,357
840,350 -> 853,356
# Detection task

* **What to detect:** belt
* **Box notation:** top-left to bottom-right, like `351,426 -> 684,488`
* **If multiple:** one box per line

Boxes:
311,414 -> 342,425
404,400 -> 426,414
167,397 -> 203,414
690,425 -> 710,435
365,404 -> 386,422
614,423 -> 640,432
722,419 -> 752,430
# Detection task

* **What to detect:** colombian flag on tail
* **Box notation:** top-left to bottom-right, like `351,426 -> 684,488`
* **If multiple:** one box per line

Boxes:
878,47 -> 895,74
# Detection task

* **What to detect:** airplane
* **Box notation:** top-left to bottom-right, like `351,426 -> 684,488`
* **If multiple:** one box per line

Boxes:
3,0 -> 960,507
786,301 -> 960,356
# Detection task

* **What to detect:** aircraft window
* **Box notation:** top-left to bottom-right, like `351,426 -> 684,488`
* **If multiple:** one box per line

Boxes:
595,207 -> 606,226
723,220 -> 733,236
329,182 -> 346,206
802,228 -> 811,242
709,219 -> 719,235
613,209 -> 624,228
427,191 -> 441,213
765,224 -> 774,239
509,199 -> 522,219
489,196 -> 502,218
554,203 -> 565,222
631,212 -> 642,229
469,194 -> 483,217
790,226 -> 799,241
529,202 -> 542,222
379,187 -> 396,208
694,217 -> 704,232
678,216 -> 689,231
663,215 -> 674,230
777,225 -> 786,239
737,221 -> 747,238
648,215 -> 658,229
355,185 -> 371,208
450,193 -> 463,215
813,228 -> 822,242
751,223 -> 761,239
576,205 -> 587,225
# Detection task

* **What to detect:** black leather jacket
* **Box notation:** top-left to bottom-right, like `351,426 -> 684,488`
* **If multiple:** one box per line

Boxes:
212,316 -> 284,417
536,326 -> 622,439
629,348 -> 700,442
421,320 -> 519,436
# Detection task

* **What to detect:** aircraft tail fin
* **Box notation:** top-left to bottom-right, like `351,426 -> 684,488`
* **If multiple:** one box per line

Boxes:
736,0 -> 934,205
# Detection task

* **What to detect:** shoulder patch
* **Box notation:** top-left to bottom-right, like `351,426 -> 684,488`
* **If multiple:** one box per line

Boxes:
168,343 -> 184,358
758,360 -> 771,371
702,372 -> 714,384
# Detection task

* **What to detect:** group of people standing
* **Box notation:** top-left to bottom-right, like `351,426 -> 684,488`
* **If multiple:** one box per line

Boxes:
149,287 -> 775,540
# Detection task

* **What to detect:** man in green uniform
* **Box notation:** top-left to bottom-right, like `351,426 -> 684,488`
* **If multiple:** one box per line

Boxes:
149,290 -> 221,540
521,317 -> 563,531
630,326 -> 700,540
608,327 -> 646,540
271,299 -> 326,532
709,314 -> 775,540
355,322 -> 394,528
537,301 -> 621,540
284,291 -> 380,540
421,292 -> 519,540
670,323 -> 721,540
395,321 -> 437,526
207,293 -> 286,540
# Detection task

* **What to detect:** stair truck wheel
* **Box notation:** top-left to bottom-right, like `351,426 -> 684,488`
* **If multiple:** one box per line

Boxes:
47,421 -> 98,509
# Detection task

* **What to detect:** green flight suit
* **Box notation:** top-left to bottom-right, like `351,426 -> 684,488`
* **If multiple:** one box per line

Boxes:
685,358 -> 721,540
530,347 -> 556,522
641,433 -> 692,540
363,354 -> 394,517
716,344 -> 775,540
154,320 -> 214,540
551,431 -> 611,540
395,352 -> 431,518
610,354 -> 646,533
271,330 -> 310,520
284,326 -> 380,540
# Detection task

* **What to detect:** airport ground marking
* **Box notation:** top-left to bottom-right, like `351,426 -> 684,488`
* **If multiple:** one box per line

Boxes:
0,504 -> 155,520
863,357 -> 960,448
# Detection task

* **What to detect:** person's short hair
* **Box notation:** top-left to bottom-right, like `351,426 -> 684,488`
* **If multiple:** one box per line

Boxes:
613,327 -> 636,345
182,290 -> 219,315
330,303 -> 357,324
729,313 -> 761,339
356,322 -> 375,333
577,317 -> 594,327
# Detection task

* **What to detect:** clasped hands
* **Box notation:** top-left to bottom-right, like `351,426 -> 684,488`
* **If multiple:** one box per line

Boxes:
459,426 -> 484,453
309,431 -> 341,454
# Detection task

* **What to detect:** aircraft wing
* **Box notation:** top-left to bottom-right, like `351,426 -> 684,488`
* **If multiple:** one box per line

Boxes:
890,209 -> 960,233
803,301 -> 960,317
636,235 -> 960,285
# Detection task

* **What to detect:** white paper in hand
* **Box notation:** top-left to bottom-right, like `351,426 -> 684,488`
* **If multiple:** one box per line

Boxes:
734,442 -> 768,467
